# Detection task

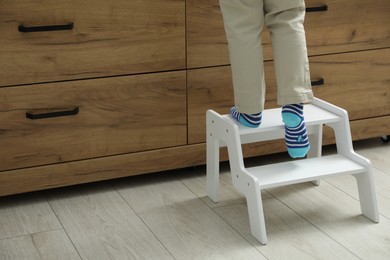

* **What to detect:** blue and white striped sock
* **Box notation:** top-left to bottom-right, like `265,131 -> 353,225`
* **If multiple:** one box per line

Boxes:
230,107 -> 262,128
282,104 -> 310,158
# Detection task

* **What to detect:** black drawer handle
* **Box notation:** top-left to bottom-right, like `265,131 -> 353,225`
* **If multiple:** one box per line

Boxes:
311,78 -> 325,86
18,22 -> 74,33
306,5 -> 328,12
26,107 -> 79,120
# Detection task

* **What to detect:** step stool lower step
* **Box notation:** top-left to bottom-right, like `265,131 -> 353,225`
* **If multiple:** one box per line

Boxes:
247,154 -> 365,189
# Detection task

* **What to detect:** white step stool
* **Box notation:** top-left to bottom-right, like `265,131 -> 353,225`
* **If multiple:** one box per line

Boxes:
206,98 -> 379,245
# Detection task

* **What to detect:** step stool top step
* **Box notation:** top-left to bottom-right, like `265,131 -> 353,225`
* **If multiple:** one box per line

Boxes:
221,104 -> 340,134
246,154 -> 365,189
212,103 -> 342,143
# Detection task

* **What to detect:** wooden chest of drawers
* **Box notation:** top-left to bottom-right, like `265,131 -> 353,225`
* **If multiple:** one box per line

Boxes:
1,0 -> 389,196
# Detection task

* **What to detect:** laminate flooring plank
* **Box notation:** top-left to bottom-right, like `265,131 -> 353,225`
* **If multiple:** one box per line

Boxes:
0,193 -> 61,240
32,229 -> 81,260
0,229 -> 81,260
114,174 -> 266,260
0,235 -> 41,260
267,181 -> 390,259
45,183 -> 174,260
214,199 -> 359,259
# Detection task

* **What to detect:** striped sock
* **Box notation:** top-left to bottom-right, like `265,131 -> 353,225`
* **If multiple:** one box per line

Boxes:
230,107 -> 262,128
282,104 -> 310,158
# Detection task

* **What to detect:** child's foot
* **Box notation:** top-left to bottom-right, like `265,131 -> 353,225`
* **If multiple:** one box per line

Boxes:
282,104 -> 310,158
230,107 -> 262,128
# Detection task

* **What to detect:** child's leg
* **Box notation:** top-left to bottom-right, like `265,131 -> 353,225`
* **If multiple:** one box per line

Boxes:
219,0 -> 266,117
264,0 -> 313,157
264,0 -> 313,105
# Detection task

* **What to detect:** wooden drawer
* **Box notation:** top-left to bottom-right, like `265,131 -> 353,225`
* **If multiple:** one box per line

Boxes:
0,71 -> 186,171
188,48 -> 389,144
0,0 -> 185,87
187,0 -> 390,68
310,49 -> 390,120
305,0 -> 390,55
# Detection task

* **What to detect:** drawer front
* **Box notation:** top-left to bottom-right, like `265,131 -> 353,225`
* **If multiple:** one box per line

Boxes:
0,71 -> 186,171
304,0 -> 390,55
0,0 -> 185,87
187,0 -> 390,68
310,49 -> 390,120
188,48 -> 389,144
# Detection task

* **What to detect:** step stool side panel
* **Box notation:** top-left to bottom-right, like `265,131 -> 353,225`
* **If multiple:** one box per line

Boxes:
206,110 -> 268,243
206,110 -> 248,199
209,112 -> 269,244
317,102 -> 380,223
208,112 -> 247,187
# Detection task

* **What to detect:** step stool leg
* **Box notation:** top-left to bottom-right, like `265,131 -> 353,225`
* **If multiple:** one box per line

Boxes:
307,124 -> 323,186
207,135 -> 220,202
245,178 -> 267,244
354,171 -> 380,222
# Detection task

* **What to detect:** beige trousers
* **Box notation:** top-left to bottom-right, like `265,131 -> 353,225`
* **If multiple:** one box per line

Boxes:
220,0 -> 314,114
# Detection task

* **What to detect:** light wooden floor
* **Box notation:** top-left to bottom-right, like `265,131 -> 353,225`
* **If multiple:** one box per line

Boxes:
1,138 -> 389,259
